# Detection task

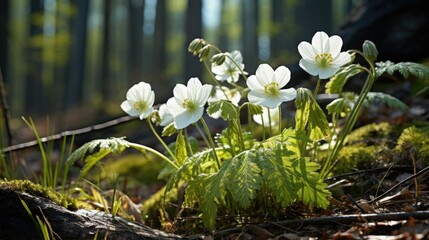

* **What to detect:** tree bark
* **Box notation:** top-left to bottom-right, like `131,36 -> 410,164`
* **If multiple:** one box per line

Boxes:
0,186 -> 182,240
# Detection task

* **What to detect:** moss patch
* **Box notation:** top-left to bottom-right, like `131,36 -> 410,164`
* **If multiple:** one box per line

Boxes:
0,179 -> 78,210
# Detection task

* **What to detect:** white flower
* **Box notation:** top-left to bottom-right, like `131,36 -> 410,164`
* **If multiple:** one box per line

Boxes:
166,78 -> 212,129
211,50 -> 247,83
158,104 -> 173,126
298,31 -> 351,79
247,64 -> 297,108
207,86 -> 241,119
120,82 -> 155,120
253,107 -> 280,127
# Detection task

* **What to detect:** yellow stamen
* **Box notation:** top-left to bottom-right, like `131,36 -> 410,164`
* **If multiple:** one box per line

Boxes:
315,53 -> 333,68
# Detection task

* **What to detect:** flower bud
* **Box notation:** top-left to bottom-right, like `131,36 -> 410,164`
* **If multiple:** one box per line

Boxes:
188,38 -> 204,55
198,45 -> 211,61
362,40 -> 378,62
211,53 -> 226,65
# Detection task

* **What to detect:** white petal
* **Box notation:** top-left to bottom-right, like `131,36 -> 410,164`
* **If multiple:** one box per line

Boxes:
121,101 -> 140,117
196,84 -> 213,106
247,91 -> 266,105
278,88 -> 297,102
173,84 -> 188,102
174,108 -> 204,129
318,67 -> 340,79
298,41 -> 316,60
332,52 -> 351,67
230,50 -> 243,63
261,96 -> 282,108
299,59 -> 321,77
139,108 -> 153,120
274,66 -> 291,88
166,97 -> 186,117
311,31 -> 329,54
328,35 -> 343,57
246,75 -> 263,91
255,64 -> 274,86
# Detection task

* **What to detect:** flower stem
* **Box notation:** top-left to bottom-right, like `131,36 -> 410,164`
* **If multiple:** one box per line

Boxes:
200,118 -> 221,169
321,70 -> 375,178
146,118 -> 178,164
129,142 -> 179,170
278,106 -> 282,135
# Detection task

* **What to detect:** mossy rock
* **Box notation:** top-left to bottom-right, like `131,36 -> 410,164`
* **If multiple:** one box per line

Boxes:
395,125 -> 429,165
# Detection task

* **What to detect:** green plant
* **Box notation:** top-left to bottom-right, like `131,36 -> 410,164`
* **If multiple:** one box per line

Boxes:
67,32 -> 429,230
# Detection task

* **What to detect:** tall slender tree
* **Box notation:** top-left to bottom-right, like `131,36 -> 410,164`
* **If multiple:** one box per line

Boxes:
241,0 -> 259,73
66,0 -> 89,108
184,0 -> 202,80
100,0 -> 111,102
0,0 -> 9,77
128,0 -> 145,85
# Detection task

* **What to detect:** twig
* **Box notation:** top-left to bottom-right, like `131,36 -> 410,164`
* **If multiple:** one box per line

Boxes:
325,165 -> 414,181
214,210 -> 429,238
368,165 -> 429,204
0,66 -> 13,146
2,115 -> 136,154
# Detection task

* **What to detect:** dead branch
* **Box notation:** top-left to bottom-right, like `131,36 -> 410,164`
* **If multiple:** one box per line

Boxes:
0,184 -> 182,240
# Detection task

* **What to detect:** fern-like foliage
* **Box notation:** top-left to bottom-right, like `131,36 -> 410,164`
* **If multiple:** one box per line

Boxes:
376,61 -> 429,80
364,92 -> 409,111
176,129 -> 331,229
325,64 -> 362,94
66,138 -> 131,179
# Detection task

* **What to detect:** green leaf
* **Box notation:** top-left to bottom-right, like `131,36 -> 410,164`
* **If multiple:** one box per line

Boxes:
325,64 -> 362,94
295,88 -> 330,141
295,88 -> 312,132
175,131 -> 187,166
364,92 -> 409,111
258,147 -> 297,206
224,151 -> 262,208
67,138 -> 130,179
207,99 -> 238,120
247,103 -> 263,115
186,173 -> 224,230
376,61 -> 429,80
162,123 -> 178,137
290,157 -> 331,208
326,92 -> 356,116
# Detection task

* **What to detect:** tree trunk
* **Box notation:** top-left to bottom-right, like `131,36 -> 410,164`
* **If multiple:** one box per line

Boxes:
128,0 -> 145,85
66,0 -> 89,109
0,185 -> 182,240
184,0 -> 203,80
0,0 -> 9,76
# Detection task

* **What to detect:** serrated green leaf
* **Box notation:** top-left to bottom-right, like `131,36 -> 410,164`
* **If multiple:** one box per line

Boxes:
308,101 -> 330,141
207,99 -> 238,120
162,123 -> 177,137
67,138 -> 130,179
291,157 -> 330,208
258,148 -> 297,206
376,61 -> 429,80
224,151 -> 262,208
364,92 -> 409,111
175,131 -> 187,166
326,64 -> 362,94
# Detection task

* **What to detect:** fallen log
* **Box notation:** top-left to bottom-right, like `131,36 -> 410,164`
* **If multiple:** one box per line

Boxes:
0,183 -> 182,240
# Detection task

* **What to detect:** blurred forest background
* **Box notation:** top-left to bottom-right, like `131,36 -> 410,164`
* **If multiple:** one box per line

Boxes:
2,0 -> 425,145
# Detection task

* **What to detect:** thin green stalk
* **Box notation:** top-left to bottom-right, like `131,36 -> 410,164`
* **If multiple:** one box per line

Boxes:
200,118 -> 221,169
322,72 -> 375,178
146,118 -> 177,164
203,61 -> 228,98
194,123 -> 211,149
224,55 -> 248,81
267,107 -> 273,136
278,106 -> 282,135
184,129 -> 194,156
129,142 -> 179,170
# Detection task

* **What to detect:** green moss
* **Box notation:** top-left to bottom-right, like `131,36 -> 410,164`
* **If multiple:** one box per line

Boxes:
141,186 -> 178,229
396,126 -> 429,165
0,179 -> 78,210
333,144 -> 378,174
100,153 -> 166,185
345,122 -> 394,144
